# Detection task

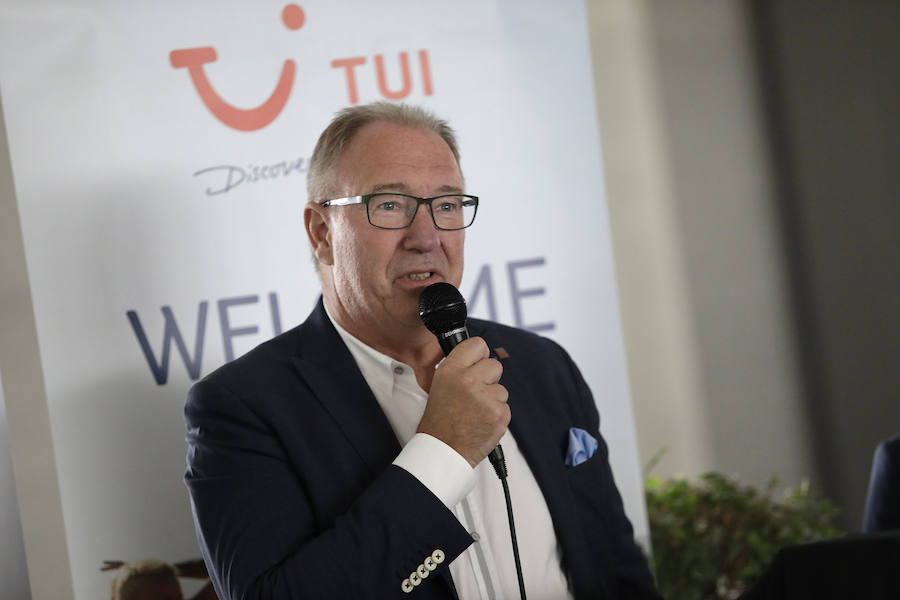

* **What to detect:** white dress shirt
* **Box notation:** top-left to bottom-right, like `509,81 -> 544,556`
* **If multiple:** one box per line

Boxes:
326,308 -> 572,600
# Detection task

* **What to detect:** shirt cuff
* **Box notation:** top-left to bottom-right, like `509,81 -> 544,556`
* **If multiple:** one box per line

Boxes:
393,433 -> 476,509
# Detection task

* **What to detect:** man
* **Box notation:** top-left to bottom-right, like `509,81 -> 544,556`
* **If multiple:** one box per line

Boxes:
185,102 -> 660,598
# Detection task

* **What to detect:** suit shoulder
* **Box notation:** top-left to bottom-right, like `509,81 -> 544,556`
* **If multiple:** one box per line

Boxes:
876,433 -> 900,465
469,318 -> 569,358
468,320 -> 600,429
194,324 -> 304,393
883,433 -> 900,452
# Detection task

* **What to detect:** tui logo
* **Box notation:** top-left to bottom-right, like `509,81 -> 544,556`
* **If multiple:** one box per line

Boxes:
169,4 -> 305,132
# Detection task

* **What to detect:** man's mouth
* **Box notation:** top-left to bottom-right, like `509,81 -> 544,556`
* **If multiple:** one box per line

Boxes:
407,272 -> 433,281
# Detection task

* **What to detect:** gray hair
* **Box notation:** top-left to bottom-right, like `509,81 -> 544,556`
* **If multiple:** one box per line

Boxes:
306,102 -> 462,201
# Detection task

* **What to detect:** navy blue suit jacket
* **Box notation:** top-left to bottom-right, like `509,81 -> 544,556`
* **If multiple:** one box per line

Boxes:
863,433 -> 900,533
185,298 -> 659,599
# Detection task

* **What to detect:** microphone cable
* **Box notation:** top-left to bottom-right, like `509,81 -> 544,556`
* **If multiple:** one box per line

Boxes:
488,445 -> 527,600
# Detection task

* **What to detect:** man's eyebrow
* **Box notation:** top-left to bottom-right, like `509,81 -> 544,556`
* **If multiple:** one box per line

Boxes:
370,182 -> 406,193
369,182 -> 464,194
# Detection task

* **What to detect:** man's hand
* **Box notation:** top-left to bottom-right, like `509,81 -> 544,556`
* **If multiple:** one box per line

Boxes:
417,337 -> 509,467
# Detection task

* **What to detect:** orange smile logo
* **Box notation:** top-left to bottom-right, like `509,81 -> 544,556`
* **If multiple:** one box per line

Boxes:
170,4 -> 305,132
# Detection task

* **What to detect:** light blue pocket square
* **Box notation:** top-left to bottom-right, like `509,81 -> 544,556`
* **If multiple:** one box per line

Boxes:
565,427 -> 598,467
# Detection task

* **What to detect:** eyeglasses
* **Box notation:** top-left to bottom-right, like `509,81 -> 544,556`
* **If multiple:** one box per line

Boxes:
320,193 -> 479,230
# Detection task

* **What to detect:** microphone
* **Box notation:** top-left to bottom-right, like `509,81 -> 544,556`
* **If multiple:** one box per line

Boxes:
419,282 -> 527,600
418,282 -> 507,478
418,281 -> 469,354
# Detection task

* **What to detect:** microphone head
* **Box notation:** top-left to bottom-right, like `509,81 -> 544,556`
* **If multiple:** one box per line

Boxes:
418,282 -> 467,335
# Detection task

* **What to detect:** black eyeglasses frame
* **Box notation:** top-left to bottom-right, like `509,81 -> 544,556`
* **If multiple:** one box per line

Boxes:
320,193 -> 479,231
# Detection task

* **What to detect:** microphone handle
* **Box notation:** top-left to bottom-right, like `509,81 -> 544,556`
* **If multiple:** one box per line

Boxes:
436,327 -> 468,355
438,325 -> 507,478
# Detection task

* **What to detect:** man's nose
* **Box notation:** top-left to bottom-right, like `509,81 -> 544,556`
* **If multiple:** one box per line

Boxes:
402,203 -> 439,251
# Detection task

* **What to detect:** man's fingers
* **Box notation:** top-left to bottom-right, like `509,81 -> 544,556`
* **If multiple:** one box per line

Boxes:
469,357 -> 503,385
489,381 -> 509,404
439,338 -> 502,384
442,336 -> 489,367
421,336 -> 509,466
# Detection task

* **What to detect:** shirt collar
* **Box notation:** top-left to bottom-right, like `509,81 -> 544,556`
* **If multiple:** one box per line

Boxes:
323,301 -> 407,401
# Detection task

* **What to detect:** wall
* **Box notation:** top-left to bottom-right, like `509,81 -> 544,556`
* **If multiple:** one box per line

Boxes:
0,89 -> 70,599
586,0 -> 712,481
752,0 -> 900,529
0,373 -> 31,599
587,0 -> 816,491
589,0 -> 900,530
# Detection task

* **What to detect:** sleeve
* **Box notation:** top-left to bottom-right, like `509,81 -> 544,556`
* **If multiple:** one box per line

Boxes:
184,378 -> 474,600
393,433 -> 477,509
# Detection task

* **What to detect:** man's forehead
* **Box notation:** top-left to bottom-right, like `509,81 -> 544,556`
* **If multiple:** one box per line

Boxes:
345,122 -> 452,157
333,122 -> 463,193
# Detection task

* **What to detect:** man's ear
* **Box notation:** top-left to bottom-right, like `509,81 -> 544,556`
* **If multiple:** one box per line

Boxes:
304,203 -> 334,266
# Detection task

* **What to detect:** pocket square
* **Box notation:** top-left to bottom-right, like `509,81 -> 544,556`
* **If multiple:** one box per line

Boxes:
565,427 -> 598,467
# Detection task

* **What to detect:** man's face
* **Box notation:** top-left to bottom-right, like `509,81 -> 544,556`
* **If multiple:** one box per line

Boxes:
313,121 -> 465,341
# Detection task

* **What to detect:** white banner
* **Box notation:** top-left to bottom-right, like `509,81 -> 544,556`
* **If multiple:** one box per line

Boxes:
0,1 -> 647,597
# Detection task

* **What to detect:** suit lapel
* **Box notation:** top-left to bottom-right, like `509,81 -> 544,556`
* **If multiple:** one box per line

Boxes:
468,321 -> 592,587
503,372 -> 587,556
290,299 -> 401,471
468,321 -> 575,513
294,299 -> 461,598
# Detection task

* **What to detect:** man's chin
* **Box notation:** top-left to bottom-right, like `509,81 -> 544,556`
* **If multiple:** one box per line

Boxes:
389,303 -> 429,331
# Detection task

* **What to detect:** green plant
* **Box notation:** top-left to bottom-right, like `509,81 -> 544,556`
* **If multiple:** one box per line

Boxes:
645,469 -> 841,600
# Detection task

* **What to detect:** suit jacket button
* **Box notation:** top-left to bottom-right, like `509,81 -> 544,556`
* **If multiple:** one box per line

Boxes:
424,557 -> 437,571
410,572 -> 422,586
417,564 -> 429,579
401,579 -> 413,593
431,549 -> 445,564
